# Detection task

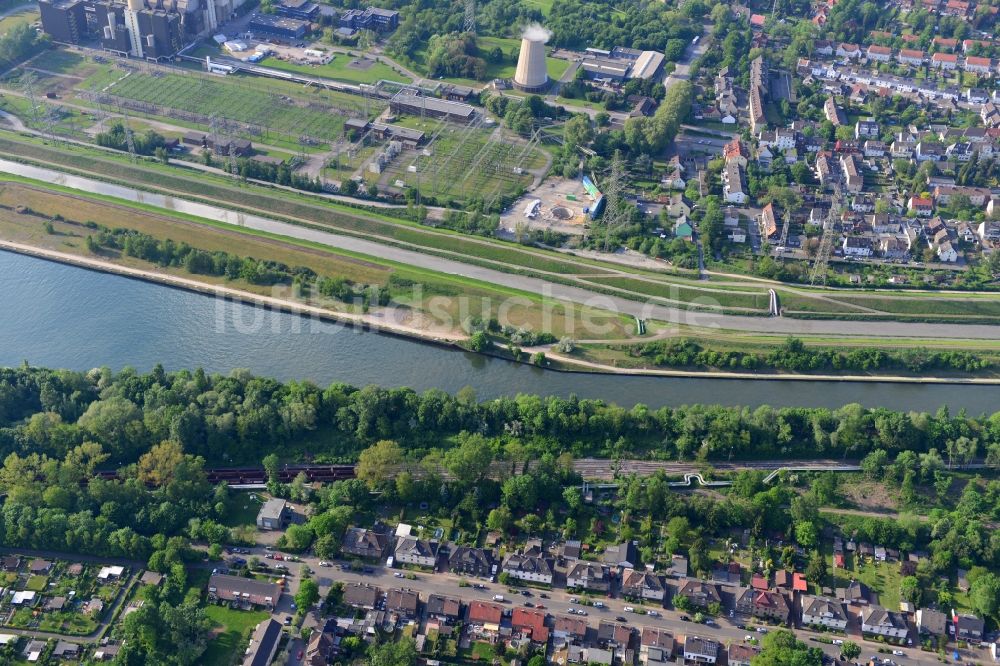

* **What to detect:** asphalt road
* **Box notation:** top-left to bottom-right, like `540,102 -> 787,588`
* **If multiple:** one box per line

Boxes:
3,160 -> 1000,341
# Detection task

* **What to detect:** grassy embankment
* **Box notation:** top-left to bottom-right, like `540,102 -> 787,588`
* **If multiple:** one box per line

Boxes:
0,178 -> 637,339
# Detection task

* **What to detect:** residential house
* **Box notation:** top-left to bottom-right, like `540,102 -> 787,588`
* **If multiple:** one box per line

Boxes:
304,625 -> 337,666
344,583 -> 381,610
426,594 -> 462,623
982,102 -> 1000,128
864,140 -> 886,157
932,52 -> 959,69
815,153 -> 836,185
856,120 -> 880,139
752,590 -> 790,623
52,641 -> 81,660
723,162 -> 748,204
843,236 -> 874,257
553,615 -> 588,645
342,528 -> 391,559
841,154 -> 863,193
802,596 -> 848,629
916,142 -> 945,161
207,574 -> 281,610
880,236 -> 910,260
937,240 -> 959,262
640,629 -> 675,666
861,606 -> 909,638
867,45 -> 891,62
837,43 -> 861,59
394,538 -> 439,568
621,569 -> 666,601
467,601 -> 504,641
501,553 -> 553,585
934,185 -> 990,206
23,640 -> 47,662
684,636 -> 720,664
897,49 -> 925,65
956,613 -> 985,640
724,139 -> 750,167
964,56 -> 992,73
598,621 -> 633,650
385,588 -> 419,619
29,559 -> 52,574
567,561 -> 611,592
448,546 -> 495,578
511,608 -> 549,645
977,220 -> 1000,242
676,580 -> 721,608
242,619 -> 282,666
256,498 -> 290,531
0,556 -> 20,571
908,196 -> 934,216
824,97 -> 847,126
728,644 -> 760,666
604,541 -> 639,568
759,202 -> 779,238
916,608 -> 947,636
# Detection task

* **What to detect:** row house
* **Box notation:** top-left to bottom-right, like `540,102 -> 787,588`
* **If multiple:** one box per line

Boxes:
934,37 -> 959,51
467,601 -> 505,642
552,615 -> 588,645
962,39 -> 992,53
864,140 -> 886,157
426,594 -> 462,623
759,202 -> 779,238
897,49 -> 926,65
934,185 -> 991,206
956,613 -> 985,640
566,561 -> 611,593
824,97 -> 847,126
946,142 -> 974,162
932,52 -> 959,70
801,595 -> 849,630
511,608 -> 549,645
385,588 -> 420,620
880,236 -> 911,259
641,629 -> 675,666
749,56 -> 767,133
862,605 -> 909,639
723,139 -> 749,167
684,636 -> 720,665
964,56 -> 993,73
867,45 -> 891,62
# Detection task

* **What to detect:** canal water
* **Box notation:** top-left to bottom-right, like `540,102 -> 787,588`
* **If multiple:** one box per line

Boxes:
1,250 -> 997,412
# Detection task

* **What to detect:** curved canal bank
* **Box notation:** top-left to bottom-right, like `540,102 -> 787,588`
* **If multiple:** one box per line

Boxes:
2,249 -> 1000,411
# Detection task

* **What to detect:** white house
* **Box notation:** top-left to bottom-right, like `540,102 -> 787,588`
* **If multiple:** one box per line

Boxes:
937,240 -> 959,262
843,236 -> 874,257
862,606 -> 909,638
684,636 -> 720,665
566,561 -> 611,592
501,554 -> 553,585
801,596 -> 849,630
394,537 -> 439,568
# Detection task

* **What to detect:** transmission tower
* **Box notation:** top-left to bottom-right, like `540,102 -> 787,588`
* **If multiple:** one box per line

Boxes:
464,0 -> 476,34
777,208 -> 791,260
120,104 -> 138,161
600,150 -> 628,253
810,182 -> 843,285
21,72 -> 42,131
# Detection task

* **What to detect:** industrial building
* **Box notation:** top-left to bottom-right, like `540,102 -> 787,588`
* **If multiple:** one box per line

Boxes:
338,6 -> 398,33
579,47 -> 665,82
40,0 -> 244,60
389,92 -> 476,122
247,12 -> 309,39
274,0 -> 318,21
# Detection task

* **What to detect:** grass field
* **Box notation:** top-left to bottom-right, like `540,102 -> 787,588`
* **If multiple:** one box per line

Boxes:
9,49 -> 379,149
260,53 -> 411,85
0,5 -> 37,36
203,606 -> 269,666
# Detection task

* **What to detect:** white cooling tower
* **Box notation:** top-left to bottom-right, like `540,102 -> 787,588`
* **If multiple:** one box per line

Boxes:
513,34 -> 549,92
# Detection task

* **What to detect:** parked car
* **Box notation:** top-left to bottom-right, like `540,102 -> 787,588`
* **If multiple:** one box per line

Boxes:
394,572 -> 404,578
318,561 -> 331,567
892,651 -> 904,657
624,606 -> 635,612
493,595 -> 505,602
594,601 -> 605,608
756,627 -> 768,633
647,610 -> 660,617
616,616 -> 628,622
833,640 -> 844,646
680,615 -> 690,622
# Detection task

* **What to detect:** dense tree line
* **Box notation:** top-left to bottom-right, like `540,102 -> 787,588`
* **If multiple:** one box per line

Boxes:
5,366 -> 1000,471
84,226 -> 388,304
0,24 -> 45,69
95,123 -> 168,157
635,337 -> 993,374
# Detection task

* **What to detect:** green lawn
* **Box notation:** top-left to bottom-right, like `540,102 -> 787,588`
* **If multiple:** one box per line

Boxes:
202,606 -> 269,666
222,491 -> 263,528
260,53 -> 411,85
0,5 -> 38,36
830,553 -> 902,610
522,0 -> 554,16
25,575 -> 48,591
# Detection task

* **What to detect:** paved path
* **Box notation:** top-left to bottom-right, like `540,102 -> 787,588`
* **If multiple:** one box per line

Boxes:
3,157 -> 1000,340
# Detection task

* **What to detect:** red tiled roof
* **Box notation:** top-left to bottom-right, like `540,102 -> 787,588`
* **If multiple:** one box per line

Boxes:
966,56 -> 991,66
468,601 -> 504,625
751,574 -> 769,590
511,608 -> 549,644
932,52 -> 958,62
793,573 -> 808,592
899,48 -> 925,59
